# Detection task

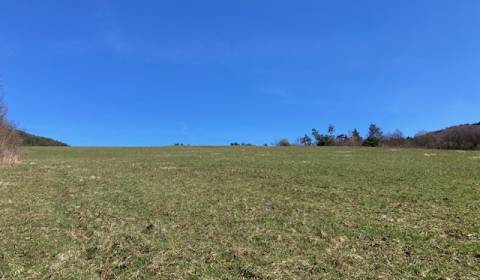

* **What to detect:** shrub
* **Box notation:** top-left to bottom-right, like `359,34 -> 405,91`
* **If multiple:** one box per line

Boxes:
276,139 -> 291,147
363,136 -> 380,147
241,143 -> 254,146
0,99 -> 20,164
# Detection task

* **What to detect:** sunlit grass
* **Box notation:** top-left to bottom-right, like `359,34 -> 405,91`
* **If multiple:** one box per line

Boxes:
1,147 -> 479,279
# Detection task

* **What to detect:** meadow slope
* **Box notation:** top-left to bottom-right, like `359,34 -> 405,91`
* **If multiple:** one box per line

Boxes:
0,147 -> 479,279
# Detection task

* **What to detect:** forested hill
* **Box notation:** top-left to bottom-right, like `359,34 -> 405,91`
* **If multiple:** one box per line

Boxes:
413,122 -> 480,150
17,130 -> 68,146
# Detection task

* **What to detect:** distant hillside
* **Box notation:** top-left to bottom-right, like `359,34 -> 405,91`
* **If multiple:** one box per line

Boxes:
17,130 -> 68,146
431,122 -> 480,136
414,122 -> 480,150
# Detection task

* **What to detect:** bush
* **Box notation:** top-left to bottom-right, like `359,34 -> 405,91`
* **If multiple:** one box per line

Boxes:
363,136 -> 380,147
276,139 -> 291,147
0,99 -> 20,164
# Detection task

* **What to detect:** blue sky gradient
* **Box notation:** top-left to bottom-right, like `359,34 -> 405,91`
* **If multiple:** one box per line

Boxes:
1,1 -> 479,146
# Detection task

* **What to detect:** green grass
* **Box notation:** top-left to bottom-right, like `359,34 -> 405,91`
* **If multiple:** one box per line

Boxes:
1,147 -> 479,279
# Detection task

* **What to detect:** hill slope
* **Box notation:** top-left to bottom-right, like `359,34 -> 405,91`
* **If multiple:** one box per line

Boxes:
16,130 -> 68,146
414,122 -> 480,149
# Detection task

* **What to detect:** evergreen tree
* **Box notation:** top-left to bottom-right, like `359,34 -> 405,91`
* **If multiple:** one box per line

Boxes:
363,124 -> 383,147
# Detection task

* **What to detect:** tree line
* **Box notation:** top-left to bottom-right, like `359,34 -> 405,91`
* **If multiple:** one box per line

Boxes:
275,123 -> 480,150
16,130 -> 68,147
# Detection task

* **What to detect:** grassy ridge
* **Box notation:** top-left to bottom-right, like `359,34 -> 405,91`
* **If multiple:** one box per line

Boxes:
0,147 -> 479,279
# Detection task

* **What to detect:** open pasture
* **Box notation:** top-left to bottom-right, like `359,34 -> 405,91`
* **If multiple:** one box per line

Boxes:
0,147 -> 479,279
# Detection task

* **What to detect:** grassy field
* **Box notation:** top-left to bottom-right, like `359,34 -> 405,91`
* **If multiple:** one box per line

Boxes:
0,147 -> 479,279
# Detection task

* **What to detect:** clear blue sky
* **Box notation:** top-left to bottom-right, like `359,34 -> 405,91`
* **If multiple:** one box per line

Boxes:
1,1 -> 479,146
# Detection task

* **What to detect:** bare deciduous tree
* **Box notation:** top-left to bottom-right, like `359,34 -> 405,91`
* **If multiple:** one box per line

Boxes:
412,124 -> 480,150
436,125 -> 480,150
349,129 -> 363,146
383,129 -> 407,147
0,98 -> 20,164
